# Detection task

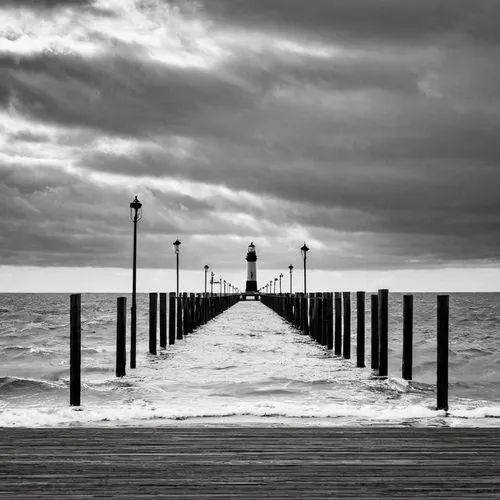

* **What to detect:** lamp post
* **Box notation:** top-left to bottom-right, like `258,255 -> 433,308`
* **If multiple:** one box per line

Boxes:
288,265 -> 294,293
210,272 -> 214,295
301,243 -> 309,294
173,239 -> 181,295
279,273 -> 283,294
204,265 -> 209,294
274,278 -> 277,294
129,196 -> 142,369
219,278 -> 223,296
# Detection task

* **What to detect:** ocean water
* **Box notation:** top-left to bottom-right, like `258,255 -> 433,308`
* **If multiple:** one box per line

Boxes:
0,292 -> 499,427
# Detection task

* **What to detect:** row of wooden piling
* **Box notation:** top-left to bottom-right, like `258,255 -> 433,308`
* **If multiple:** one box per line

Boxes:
261,290 -> 449,411
70,293 -> 240,406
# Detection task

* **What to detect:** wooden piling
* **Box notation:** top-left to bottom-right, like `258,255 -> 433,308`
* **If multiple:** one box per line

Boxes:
356,291 -> 365,368
334,292 -> 342,355
342,292 -> 351,359
168,292 -> 176,345
149,293 -> 157,355
182,292 -> 189,338
402,294 -> 413,380
437,295 -> 449,411
69,293 -> 81,407
176,294 -> 183,340
159,293 -> 167,349
378,289 -> 389,377
116,297 -> 126,378
371,294 -> 379,370
326,293 -> 333,350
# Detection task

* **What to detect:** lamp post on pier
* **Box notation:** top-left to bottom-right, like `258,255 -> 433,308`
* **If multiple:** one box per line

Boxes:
204,265 -> 209,294
288,265 -> 294,293
173,239 -> 181,296
129,195 -> 142,370
210,272 -> 214,295
279,273 -> 283,294
301,243 -> 309,294
274,277 -> 277,294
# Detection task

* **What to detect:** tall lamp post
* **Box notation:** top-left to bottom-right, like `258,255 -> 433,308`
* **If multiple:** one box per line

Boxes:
129,196 -> 142,369
301,242 -> 309,294
279,273 -> 283,294
210,272 -> 215,295
204,265 -> 209,294
288,265 -> 294,293
173,239 -> 181,295
274,277 -> 277,294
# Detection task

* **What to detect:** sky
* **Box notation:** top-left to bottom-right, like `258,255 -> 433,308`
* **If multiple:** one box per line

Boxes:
1,0 -> 499,292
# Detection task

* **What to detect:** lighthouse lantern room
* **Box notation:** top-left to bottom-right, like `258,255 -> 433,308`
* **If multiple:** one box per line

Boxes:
245,242 -> 258,293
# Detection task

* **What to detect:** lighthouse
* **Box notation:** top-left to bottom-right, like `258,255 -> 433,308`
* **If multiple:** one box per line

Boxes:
245,242 -> 258,293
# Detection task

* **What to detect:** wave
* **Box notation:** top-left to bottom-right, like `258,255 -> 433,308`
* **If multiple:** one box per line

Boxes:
0,376 -> 65,396
1,401 -> 498,427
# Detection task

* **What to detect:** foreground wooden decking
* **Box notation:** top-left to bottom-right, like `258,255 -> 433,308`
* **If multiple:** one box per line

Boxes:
0,427 -> 499,498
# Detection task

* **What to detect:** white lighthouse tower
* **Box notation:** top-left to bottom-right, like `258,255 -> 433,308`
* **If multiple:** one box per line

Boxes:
245,242 -> 258,293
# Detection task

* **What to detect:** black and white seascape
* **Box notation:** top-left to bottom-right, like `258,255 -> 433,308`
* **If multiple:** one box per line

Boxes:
1,1 -> 500,429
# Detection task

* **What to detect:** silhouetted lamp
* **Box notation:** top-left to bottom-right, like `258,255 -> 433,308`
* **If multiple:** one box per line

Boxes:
173,239 -> 181,295
301,243 -> 309,294
129,195 -> 142,370
204,265 -> 209,294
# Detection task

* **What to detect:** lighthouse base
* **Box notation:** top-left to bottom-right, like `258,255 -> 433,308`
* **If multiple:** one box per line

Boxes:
245,281 -> 258,293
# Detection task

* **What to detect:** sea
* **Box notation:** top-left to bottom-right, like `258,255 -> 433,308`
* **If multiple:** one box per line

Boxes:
0,292 -> 499,427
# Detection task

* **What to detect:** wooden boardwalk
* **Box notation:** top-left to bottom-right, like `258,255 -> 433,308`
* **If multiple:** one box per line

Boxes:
0,428 -> 499,498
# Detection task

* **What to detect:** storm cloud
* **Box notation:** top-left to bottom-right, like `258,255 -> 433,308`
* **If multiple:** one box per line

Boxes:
1,0 -> 499,274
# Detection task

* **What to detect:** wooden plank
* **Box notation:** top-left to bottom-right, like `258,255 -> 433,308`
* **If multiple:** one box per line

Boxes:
0,428 -> 498,498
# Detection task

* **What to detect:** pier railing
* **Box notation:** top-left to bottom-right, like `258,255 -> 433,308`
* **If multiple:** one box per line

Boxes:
261,291 -> 449,412
70,292 -> 240,406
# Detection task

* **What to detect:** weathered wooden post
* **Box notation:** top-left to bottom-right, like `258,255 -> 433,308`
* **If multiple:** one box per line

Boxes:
378,289 -> 389,377
334,292 -> 342,355
159,293 -> 167,349
437,295 -> 449,411
149,292 -> 157,355
168,292 -> 176,345
176,294 -> 183,340
116,297 -> 126,377
326,293 -> 333,350
70,293 -> 81,406
356,291 -> 365,368
342,292 -> 351,359
183,292 -> 189,337
371,294 -> 379,370
402,294 -> 413,380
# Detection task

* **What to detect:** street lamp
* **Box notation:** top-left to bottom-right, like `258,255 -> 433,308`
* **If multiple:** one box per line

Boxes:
173,239 -> 181,295
210,271 -> 215,295
279,273 -> 283,294
204,265 -> 209,294
301,242 -> 309,294
129,195 -> 142,370
288,264 -> 294,293
219,278 -> 223,296
274,277 -> 277,294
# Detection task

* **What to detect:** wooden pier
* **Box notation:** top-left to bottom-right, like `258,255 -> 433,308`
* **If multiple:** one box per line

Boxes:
0,427 -> 499,498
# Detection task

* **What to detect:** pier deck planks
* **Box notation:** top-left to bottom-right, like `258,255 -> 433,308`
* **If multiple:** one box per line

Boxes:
0,427 -> 499,498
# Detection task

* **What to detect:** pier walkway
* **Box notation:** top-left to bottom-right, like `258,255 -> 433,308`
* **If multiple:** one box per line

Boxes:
1,427 -> 499,498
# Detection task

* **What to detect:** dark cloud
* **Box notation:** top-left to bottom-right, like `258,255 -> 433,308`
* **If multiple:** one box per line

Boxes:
3,0 -> 91,7
195,0 -> 500,46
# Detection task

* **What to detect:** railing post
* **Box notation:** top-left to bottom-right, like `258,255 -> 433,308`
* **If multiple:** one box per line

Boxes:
371,294 -> 379,370
168,292 -> 176,345
356,291 -> 365,368
437,295 -> 449,411
342,292 -> 351,359
402,294 -> 413,380
177,294 -> 183,340
116,297 -> 126,377
334,292 -> 342,355
70,293 -> 81,406
149,292 -> 157,355
159,293 -> 167,349
378,289 -> 389,377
